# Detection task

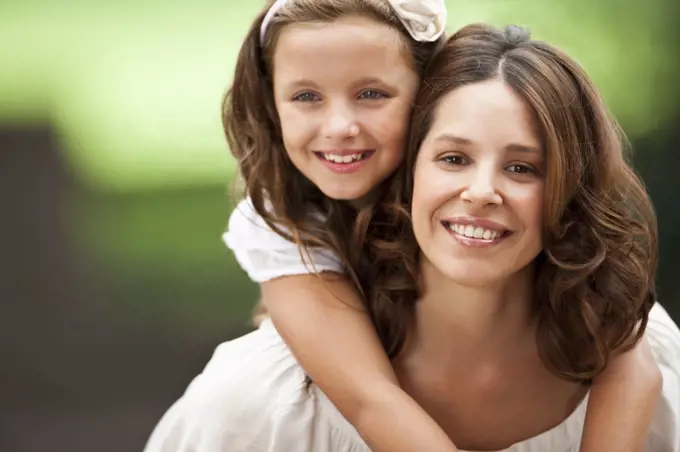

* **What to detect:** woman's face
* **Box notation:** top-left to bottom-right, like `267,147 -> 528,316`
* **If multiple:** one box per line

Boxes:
411,79 -> 545,287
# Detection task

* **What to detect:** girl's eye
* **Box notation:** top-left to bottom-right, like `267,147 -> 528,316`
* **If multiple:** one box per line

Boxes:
293,92 -> 320,102
358,90 -> 388,100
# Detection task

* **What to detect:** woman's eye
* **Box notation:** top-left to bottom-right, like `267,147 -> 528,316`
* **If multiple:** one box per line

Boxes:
440,154 -> 468,165
506,163 -> 534,174
358,90 -> 387,100
293,92 -> 320,102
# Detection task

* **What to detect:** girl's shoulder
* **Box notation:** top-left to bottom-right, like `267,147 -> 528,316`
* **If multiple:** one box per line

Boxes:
222,198 -> 344,282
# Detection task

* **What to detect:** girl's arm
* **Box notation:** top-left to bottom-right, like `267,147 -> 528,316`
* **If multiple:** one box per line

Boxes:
225,200 -> 456,450
580,337 -> 662,451
260,273 -> 459,452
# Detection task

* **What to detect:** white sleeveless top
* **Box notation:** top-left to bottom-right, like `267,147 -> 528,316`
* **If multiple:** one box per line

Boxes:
143,199 -> 680,451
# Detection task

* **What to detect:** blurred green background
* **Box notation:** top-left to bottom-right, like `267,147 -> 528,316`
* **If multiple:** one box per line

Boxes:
1,1 -> 679,451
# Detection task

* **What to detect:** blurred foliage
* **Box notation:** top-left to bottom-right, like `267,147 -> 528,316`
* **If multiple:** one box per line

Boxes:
70,186 -> 259,333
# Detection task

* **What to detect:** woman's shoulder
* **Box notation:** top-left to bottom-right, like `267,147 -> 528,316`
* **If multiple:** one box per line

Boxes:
495,303 -> 680,452
646,302 -> 680,369
144,321 -> 368,452
644,302 -> 680,449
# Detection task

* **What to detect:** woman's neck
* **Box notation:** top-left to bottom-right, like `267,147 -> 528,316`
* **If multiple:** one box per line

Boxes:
390,256 -> 590,451
404,255 -> 538,365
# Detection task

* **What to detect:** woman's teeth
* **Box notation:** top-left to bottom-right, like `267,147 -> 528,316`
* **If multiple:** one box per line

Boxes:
445,223 -> 502,240
321,153 -> 366,163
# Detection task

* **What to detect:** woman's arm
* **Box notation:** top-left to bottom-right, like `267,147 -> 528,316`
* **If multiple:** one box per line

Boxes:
580,337 -> 662,451
261,273 -> 459,452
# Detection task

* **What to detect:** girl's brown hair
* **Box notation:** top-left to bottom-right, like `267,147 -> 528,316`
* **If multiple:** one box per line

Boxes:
355,23 -> 658,381
223,0 -> 444,282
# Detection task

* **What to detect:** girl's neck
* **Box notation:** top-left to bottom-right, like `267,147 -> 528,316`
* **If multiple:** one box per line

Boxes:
348,187 -> 383,210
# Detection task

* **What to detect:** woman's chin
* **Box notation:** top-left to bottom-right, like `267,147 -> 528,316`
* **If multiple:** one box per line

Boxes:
435,263 -> 506,288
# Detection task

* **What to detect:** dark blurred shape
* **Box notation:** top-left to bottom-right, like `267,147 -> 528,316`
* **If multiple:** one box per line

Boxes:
0,126 -> 256,452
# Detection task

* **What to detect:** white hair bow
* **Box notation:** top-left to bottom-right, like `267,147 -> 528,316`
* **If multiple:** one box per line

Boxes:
387,0 -> 447,42
260,0 -> 447,44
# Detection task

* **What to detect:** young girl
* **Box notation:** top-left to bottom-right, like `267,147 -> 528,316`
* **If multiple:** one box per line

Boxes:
218,1 -> 662,451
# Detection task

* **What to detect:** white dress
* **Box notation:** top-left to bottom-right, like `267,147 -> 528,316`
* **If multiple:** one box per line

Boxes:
143,199 -> 680,452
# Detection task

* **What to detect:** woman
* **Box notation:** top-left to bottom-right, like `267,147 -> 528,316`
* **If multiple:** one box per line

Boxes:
145,24 -> 679,451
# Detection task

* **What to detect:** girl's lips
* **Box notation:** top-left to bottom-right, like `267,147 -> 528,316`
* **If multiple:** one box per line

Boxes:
314,150 -> 375,174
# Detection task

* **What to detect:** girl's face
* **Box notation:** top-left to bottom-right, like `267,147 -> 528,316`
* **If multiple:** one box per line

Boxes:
272,16 -> 419,202
411,79 -> 546,288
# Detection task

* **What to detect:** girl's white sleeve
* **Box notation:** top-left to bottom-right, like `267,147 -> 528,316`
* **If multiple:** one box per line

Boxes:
222,199 -> 344,283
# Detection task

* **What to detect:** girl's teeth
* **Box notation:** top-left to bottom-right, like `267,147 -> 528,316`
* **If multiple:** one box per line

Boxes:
323,153 -> 364,163
448,223 -> 500,240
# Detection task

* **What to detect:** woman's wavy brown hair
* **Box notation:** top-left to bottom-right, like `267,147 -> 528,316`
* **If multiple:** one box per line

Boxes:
223,0 -> 444,290
354,23 -> 658,381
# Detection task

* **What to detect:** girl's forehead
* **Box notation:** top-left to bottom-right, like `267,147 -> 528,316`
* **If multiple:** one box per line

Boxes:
272,19 -> 416,88
274,17 -> 407,64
